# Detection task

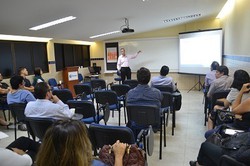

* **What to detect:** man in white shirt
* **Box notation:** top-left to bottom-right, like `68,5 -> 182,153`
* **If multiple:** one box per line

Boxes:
25,82 -> 74,119
117,48 -> 141,83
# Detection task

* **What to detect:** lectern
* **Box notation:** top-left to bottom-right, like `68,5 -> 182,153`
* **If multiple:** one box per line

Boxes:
63,66 -> 79,96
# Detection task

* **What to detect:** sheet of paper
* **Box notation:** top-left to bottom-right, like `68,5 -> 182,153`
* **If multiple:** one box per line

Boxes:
0,131 -> 9,139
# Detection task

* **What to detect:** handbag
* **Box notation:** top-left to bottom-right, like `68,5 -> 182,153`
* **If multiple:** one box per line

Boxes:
215,110 -> 234,126
99,144 -> 146,166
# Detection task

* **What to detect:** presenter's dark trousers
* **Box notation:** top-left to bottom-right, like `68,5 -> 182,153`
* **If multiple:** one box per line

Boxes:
121,67 -> 131,83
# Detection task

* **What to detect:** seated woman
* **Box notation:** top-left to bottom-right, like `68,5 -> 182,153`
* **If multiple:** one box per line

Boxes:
205,82 -> 250,138
32,67 -> 44,86
0,136 -> 40,166
36,119 -> 127,166
207,69 -> 250,130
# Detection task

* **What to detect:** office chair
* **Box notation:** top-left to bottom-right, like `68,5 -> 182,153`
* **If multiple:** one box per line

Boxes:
91,79 -> 106,91
89,123 -> 152,161
73,84 -> 93,102
95,90 -> 122,126
153,85 -> 173,93
9,103 -> 30,140
48,78 -> 58,90
52,89 -> 75,103
205,90 -> 230,126
26,117 -> 55,141
123,79 -> 138,89
111,84 -> 131,123
67,100 -> 110,124
126,105 -> 163,159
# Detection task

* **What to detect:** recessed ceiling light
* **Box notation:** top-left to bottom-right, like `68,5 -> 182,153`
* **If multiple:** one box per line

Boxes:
163,14 -> 201,23
29,16 -> 76,31
89,30 -> 121,39
0,34 -> 52,42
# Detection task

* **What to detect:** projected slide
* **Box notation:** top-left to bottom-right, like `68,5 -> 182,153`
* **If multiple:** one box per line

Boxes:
179,29 -> 222,75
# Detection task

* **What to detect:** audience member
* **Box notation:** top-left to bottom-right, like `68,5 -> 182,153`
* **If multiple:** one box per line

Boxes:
0,136 -> 40,166
25,82 -> 74,119
205,83 -> 250,138
207,70 -> 250,130
7,75 -> 36,104
7,75 -> 36,131
207,65 -> 233,98
151,65 -> 176,91
205,61 -> 219,88
189,140 -> 250,166
18,67 -> 34,92
126,67 -> 162,108
117,48 -> 141,83
36,119 -> 126,166
32,67 -> 44,86
0,72 -> 10,126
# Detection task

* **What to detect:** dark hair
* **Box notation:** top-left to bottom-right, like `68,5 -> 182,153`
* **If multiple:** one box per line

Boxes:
216,65 -> 229,76
34,67 -> 42,76
160,65 -> 169,76
231,70 -> 250,91
34,82 -> 49,99
211,61 -> 219,70
18,67 -> 26,75
137,67 -> 151,84
10,75 -> 24,90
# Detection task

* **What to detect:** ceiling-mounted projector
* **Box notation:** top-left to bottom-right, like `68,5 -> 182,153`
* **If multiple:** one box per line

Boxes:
121,18 -> 134,33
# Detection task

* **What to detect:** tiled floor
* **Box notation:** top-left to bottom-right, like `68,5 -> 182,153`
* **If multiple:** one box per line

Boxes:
0,90 -> 206,166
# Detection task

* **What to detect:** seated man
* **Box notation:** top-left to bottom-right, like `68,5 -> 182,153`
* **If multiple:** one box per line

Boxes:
18,67 -> 34,92
7,75 -> 36,104
205,61 -> 220,89
127,67 -> 162,108
25,82 -> 74,119
151,65 -> 176,91
7,75 -> 36,131
207,65 -> 233,98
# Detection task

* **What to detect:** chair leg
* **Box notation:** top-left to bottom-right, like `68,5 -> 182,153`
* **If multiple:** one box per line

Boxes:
14,120 -> 17,140
172,109 -> 175,136
159,118 -> 162,159
163,113 -> 166,147
123,100 -> 127,124
118,110 -> 121,126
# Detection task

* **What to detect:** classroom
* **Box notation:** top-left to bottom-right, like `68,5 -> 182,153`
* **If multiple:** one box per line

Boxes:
0,0 -> 250,166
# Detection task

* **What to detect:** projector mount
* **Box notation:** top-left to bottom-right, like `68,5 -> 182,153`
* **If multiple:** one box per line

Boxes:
120,18 -> 134,33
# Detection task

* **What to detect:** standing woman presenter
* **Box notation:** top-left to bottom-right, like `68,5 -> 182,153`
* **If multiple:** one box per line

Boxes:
117,48 -> 141,83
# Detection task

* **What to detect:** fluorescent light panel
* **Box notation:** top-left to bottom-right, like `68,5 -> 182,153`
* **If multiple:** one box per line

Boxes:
29,16 -> 76,30
0,34 -> 52,42
90,30 -> 121,39
216,0 -> 235,19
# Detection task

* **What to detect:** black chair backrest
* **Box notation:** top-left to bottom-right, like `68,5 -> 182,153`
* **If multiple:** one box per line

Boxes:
48,78 -> 58,87
74,84 -> 92,96
91,79 -> 106,91
161,92 -> 173,108
95,90 -> 118,105
153,85 -> 173,93
211,90 -> 230,110
123,79 -> 138,89
52,89 -> 73,103
67,100 -> 96,118
9,103 -> 27,123
126,105 -> 160,126
26,117 -> 55,141
111,84 -> 131,97
89,123 -> 135,150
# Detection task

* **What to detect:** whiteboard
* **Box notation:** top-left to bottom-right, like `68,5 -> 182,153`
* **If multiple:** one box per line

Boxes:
118,37 -> 179,72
